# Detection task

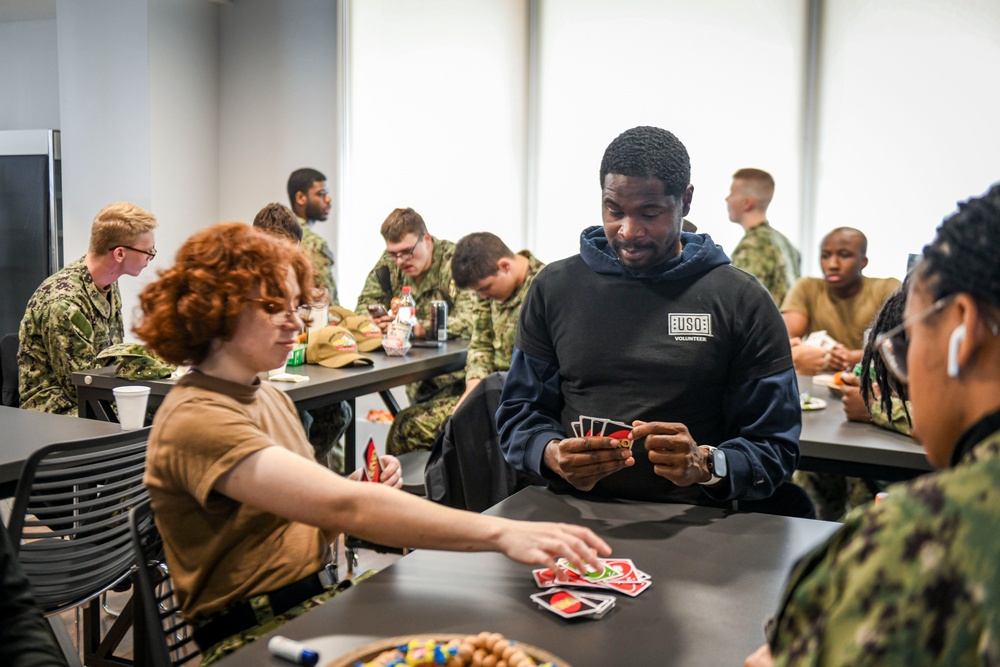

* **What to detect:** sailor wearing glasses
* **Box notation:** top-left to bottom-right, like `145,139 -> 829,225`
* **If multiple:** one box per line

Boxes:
18,201 -> 158,415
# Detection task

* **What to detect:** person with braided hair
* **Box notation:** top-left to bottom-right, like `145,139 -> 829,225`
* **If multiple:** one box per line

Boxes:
746,182 -> 1000,667
840,279 -> 913,435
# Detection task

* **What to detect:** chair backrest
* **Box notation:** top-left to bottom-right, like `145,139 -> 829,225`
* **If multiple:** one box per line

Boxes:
7,427 -> 152,615
1,332 -> 19,407
129,498 -> 199,667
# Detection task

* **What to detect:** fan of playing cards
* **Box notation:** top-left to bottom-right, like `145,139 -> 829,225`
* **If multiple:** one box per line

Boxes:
531,558 -> 651,620
571,416 -> 633,446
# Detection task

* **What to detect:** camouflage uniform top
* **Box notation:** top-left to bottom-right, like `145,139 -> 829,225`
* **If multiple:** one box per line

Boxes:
768,414 -> 1000,666
300,222 -> 340,307
869,396 -> 912,437
731,222 -> 801,306
465,251 -> 545,382
355,236 -> 475,340
18,257 -> 123,415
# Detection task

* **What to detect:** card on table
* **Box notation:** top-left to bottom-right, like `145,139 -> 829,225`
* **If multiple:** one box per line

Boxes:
532,558 -> 652,597
530,588 -> 614,620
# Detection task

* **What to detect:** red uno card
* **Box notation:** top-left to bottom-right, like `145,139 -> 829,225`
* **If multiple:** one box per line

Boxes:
599,419 -> 634,447
362,437 -> 382,483
531,588 -> 611,620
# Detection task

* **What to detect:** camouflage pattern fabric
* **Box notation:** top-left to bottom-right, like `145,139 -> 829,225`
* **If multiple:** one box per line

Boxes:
769,429 -> 1000,666
301,224 -> 340,306
198,569 -> 376,665
18,257 -> 124,416
386,250 -> 544,456
869,396 -> 912,436
95,342 -> 175,380
793,470 -> 876,522
465,251 -> 545,382
356,236 -> 476,405
730,222 -> 801,306
386,393 -> 461,456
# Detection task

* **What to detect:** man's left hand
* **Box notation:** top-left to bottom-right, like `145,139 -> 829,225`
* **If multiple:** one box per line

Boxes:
631,420 -> 711,486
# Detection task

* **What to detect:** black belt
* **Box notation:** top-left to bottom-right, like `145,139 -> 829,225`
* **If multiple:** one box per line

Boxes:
193,563 -> 337,652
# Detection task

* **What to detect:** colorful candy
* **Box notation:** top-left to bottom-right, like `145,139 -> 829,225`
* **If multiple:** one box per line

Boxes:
354,633 -> 557,667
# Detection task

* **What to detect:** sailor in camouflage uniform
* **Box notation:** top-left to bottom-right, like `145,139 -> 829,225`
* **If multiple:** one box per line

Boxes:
745,183 -> 1000,667
725,168 -> 801,306
383,233 -> 544,455
287,169 -> 349,470
18,202 -> 158,415
355,208 -> 476,455
288,168 -> 340,306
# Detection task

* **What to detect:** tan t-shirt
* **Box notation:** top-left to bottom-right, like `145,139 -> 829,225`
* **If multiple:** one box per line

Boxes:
781,276 -> 901,350
143,371 -> 330,620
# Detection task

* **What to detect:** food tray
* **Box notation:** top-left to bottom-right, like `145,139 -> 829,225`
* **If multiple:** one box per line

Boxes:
325,633 -> 571,667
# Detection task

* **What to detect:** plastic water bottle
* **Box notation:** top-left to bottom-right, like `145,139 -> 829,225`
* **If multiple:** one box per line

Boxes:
396,285 -> 416,326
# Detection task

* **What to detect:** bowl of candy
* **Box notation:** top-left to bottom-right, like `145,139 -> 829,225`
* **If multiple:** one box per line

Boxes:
326,632 -> 569,667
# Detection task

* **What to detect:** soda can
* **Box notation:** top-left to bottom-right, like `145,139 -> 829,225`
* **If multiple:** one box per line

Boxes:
430,300 -> 448,341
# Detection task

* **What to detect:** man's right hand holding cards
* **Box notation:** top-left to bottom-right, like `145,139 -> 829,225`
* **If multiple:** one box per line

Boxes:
542,417 -> 636,491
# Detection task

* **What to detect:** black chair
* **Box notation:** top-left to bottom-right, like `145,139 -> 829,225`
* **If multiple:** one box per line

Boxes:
129,499 -> 199,667
7,427 -> 152,667
1,332 -> 19,407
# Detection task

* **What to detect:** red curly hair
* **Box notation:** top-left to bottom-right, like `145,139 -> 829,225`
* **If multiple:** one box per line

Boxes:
134,222 -> 316,365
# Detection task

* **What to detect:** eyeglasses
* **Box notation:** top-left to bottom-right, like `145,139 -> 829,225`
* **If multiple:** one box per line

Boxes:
384,232 -> 426,262
119,245 -> 157,258
253,300 -> 312,327
875,294 -> 955,384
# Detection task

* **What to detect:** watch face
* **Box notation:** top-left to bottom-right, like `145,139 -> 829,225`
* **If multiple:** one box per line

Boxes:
713,449 -> 728,478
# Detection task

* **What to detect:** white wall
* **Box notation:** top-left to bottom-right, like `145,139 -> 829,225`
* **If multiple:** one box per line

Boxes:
813,0 -> 1000,279
341,0 -> 529,309
0,19 -> 60,129
534,0 -> 807,264
55,0 -> 154,264
148,0 -> 221,322
217,0 -> 339,232
56,0 -> 223,340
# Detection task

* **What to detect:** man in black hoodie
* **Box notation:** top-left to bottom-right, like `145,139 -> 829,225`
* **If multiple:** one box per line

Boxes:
498,126 -> 804,513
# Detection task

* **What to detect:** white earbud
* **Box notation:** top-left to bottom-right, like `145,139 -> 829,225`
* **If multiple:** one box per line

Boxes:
947,323 -> 966,378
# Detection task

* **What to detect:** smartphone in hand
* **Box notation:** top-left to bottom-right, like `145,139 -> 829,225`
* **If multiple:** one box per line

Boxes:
367,304 -> 389,319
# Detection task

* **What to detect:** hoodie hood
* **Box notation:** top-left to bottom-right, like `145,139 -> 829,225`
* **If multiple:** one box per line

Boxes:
579,225 -> 730,282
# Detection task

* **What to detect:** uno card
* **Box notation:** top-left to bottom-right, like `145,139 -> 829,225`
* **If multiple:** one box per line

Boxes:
581,416 -> 595,438
803,330 -> 838,351
572,419 -> 582,438
530,588 -> 608,619
599,419 -> 633,447
555,557 -> 653,597
362,437 -> 382,483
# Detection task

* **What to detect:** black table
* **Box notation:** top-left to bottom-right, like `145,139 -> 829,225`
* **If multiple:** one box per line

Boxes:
0,405 -> 124,498
72,341 -> 468,467
797,391 -> 931,481
218,486 -> 840,667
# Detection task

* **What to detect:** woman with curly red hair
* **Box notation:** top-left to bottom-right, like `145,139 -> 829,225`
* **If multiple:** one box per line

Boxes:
136,223 -> 610,664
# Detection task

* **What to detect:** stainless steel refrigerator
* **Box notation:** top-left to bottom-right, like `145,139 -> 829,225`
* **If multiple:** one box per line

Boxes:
0,129 -> 62,335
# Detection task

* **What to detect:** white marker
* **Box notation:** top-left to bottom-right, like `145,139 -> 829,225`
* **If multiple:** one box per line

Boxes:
268,636 -> 319,666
